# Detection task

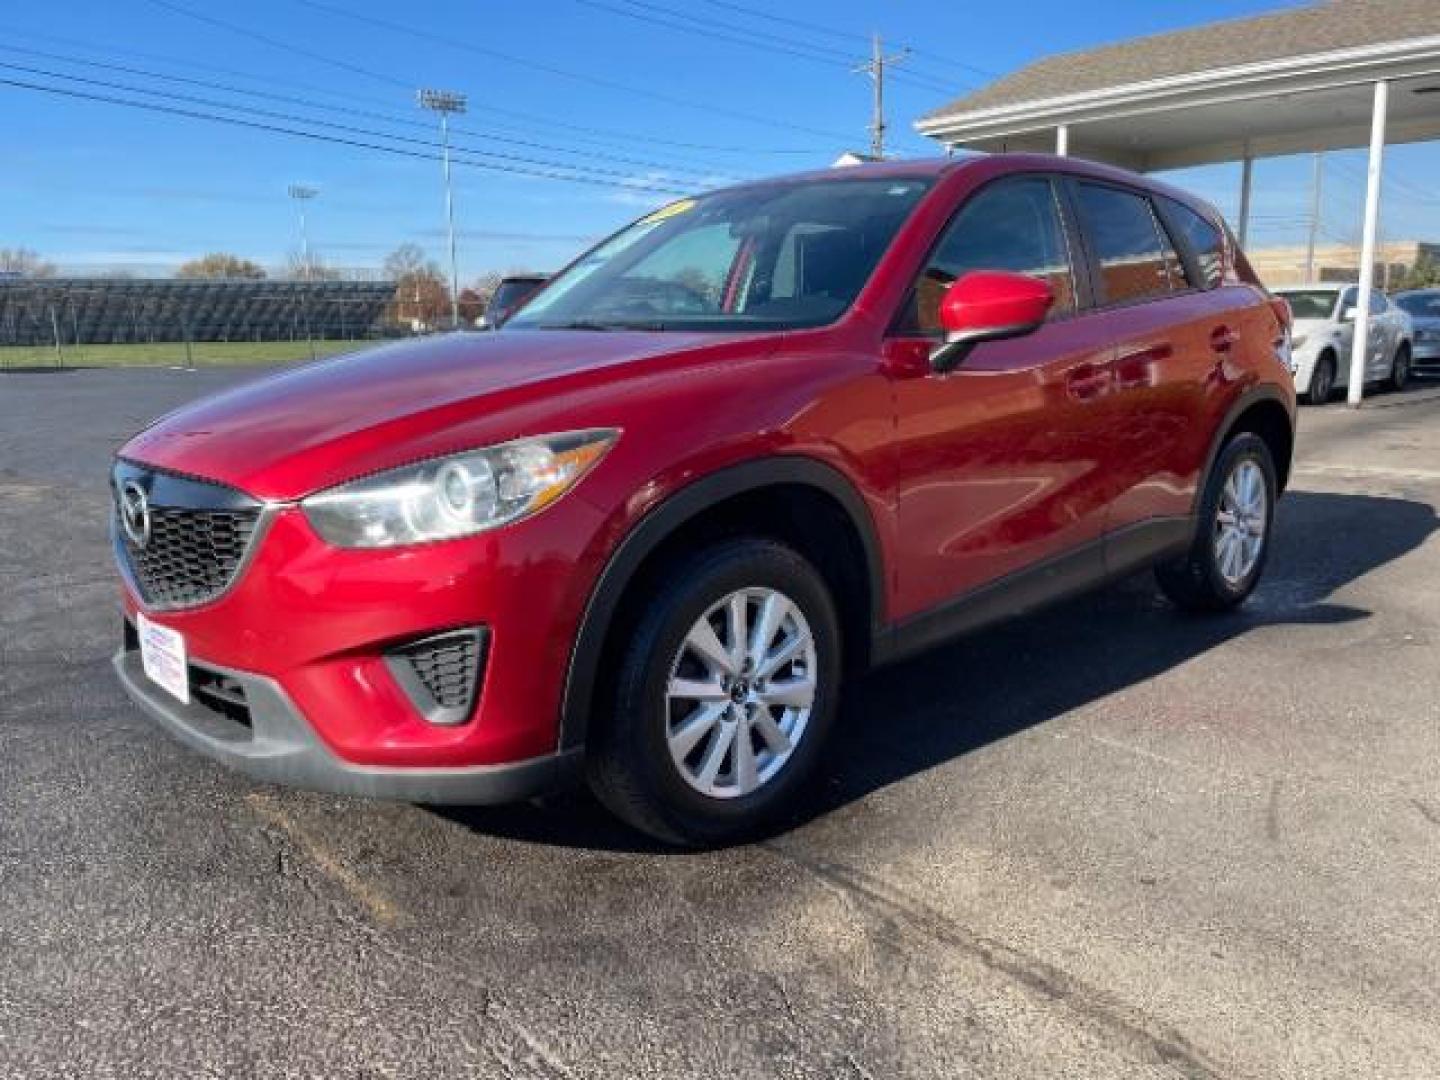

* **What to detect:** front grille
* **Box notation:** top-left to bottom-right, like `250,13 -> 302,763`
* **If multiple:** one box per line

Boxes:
112,463 -> 263,610
384,629 -> 486,725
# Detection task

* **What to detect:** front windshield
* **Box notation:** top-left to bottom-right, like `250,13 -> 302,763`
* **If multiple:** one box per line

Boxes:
1278,290 -> 1339,320
1395,292 -> 1440,318
506,177 -> 933,332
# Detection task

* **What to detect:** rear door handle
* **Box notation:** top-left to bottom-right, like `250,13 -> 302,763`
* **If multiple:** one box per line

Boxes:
1210,325 -> 1241,353
1115,343 -> 1171,390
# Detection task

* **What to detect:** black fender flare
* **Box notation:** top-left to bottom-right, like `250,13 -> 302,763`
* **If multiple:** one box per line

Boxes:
1194,383 -> 1295,514
558,456 -> 886,751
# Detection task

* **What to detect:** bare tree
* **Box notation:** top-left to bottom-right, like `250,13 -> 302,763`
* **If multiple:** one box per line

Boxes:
384,245 -> 448,327
0,247 -> 57,278
383,243 -> 441,281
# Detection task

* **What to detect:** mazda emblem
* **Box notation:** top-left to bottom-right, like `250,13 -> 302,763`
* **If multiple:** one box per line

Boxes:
119,480 -> 152,549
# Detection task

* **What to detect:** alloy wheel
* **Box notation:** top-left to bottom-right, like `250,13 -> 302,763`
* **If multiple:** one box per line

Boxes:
1214,458 -> 1268,586
664,587 -> 817,799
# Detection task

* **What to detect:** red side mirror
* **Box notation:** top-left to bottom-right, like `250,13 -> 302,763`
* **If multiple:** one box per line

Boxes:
932,271 -> 1055,372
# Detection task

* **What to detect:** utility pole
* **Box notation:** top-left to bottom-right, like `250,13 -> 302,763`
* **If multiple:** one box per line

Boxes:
1305,153 -> 1323,282
854,33 -> 909,160
418,88 -> 466,329
288,184 -> 318,280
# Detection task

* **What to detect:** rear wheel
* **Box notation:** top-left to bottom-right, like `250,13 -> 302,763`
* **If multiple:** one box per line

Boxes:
1156,433 -> 1276,612
587,538 -> 841,847
1305,352 -> 1335,405
1388,343 -> 1412,392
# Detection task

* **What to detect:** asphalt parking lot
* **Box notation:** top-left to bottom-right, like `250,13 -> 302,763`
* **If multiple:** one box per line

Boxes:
3,365 -> 1439,1079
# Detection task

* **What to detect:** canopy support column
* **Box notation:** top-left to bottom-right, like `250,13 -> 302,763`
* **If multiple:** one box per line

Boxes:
1348,79 -> 1389,408
1237,147 -> 1253,248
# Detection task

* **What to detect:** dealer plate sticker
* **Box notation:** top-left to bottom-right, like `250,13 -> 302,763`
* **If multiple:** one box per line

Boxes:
137,612 -> 190,705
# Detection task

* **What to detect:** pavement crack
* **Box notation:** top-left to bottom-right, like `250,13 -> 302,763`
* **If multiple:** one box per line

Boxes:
766,843 -> 1228,1080
1412,798 -> 1440,828
244,794 -> 574,1078
1266,779 -> 1283,843
247,793 -> 401,926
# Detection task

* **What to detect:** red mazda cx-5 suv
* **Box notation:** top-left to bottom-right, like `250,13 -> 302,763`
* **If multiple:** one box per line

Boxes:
112,155 -> 1295,845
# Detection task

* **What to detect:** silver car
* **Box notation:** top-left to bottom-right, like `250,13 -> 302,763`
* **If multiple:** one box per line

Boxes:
1273,284 -> 1413,405
1393,289 -> 1440,377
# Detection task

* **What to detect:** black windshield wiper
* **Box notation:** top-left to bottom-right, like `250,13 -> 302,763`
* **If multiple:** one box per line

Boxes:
536,319 -> 669,331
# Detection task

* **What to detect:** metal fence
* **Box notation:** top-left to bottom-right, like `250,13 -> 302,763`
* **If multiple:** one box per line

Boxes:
0,278 -> 401,368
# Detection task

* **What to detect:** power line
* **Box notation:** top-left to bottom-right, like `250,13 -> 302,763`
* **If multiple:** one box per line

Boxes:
282,0 -> 854,142
141,0 -> 411,89
0,59 -> 710,189
692,0 -> 998,81
579,0 -> 858,65
0,75 -> 694,195
0,22 -> 819,157
0,42 -> 751,182
569,0 -> 969,95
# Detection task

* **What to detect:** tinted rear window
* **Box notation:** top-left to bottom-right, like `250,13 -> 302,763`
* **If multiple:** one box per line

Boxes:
1159,197 -> 1224,289
1074,183 -> 1184,305
1396,292 -> 1440,318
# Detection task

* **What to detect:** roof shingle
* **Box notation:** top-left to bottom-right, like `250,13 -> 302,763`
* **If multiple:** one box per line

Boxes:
921,0 -> 1440,122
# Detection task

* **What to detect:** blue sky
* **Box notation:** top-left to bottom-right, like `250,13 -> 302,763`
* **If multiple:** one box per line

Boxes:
3,0 -> 1437,281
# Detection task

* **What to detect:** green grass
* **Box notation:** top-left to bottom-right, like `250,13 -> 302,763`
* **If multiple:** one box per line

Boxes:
0,338 -> 378,368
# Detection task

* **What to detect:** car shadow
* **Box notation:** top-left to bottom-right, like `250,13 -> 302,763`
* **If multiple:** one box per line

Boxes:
432,490 -> 1437,852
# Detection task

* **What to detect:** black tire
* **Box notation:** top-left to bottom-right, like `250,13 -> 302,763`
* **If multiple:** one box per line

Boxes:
1305,351 -> 1335,405
1388,343 -> 1411,392
587,538 -> 842,847
1156,433 -> 1277,612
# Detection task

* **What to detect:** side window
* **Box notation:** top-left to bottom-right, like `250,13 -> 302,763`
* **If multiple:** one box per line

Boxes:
1159,196 -> 1225,289
1371,290 -> 1388,313
1339,287 -> 1358,318
900,177 -> 1076,334
1075,183 -> 1185,305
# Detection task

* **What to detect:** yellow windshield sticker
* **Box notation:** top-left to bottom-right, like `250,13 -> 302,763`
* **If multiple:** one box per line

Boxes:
641,198 -> 695,224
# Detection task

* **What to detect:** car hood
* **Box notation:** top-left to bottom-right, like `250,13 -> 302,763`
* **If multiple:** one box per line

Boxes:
1291,317 -> 1335,339
120,330 -> 761,501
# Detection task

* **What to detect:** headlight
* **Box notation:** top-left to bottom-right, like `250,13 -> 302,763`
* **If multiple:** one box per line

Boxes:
302,429 -> 617,548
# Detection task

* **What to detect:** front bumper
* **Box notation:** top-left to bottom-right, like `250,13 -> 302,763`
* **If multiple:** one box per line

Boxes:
114,643 -> 581,803
1411,338 -> 1440,368
112,466 -> 615,773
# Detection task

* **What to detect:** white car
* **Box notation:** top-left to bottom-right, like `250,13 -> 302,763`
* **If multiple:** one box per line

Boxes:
1273,284 -> 1413,404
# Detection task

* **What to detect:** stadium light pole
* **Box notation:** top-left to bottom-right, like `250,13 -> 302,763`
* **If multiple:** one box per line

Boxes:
288,184 -> 318,280
418,88 -> 466,329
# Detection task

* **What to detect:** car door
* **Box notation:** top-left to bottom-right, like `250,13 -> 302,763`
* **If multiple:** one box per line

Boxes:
1333,287 -> 1358,383
1067,181 -> 1226,542
885,174 -> 1118,622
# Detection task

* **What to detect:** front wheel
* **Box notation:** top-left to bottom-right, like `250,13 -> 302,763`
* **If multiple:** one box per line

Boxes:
1156,433 -> 1276,612
1389,343 -> 1412,392
587,538 -> 841,847
1305,352 -> 1335,405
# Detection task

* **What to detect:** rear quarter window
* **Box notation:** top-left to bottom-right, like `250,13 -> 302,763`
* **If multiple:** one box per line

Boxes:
1158,196 -> 1225,290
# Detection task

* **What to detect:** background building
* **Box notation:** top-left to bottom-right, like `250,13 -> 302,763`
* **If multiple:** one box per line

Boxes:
1246,239 -> 1440,287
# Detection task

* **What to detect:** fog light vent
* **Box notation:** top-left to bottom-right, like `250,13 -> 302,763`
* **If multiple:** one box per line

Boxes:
384,628 -> 487,726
